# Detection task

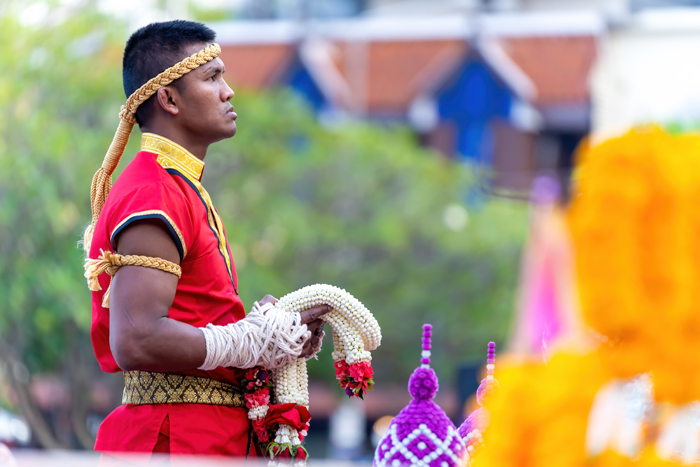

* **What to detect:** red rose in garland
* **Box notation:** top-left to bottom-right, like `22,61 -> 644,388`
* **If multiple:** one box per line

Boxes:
264,403 -> 311,432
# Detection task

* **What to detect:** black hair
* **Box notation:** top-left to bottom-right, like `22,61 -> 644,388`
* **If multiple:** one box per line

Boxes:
122,20 -> 216,126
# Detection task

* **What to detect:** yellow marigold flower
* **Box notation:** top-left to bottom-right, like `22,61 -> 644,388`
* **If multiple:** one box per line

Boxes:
472,351 -> 612,467
475,128 -> 700,467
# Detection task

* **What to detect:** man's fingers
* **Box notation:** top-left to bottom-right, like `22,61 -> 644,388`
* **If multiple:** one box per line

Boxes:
306,319 -> 324,334
302,334 -> 321,358
309,334 -> 320,349
300,305 -> 331,325
300,324 -> 325,358
259,295 -> 278,306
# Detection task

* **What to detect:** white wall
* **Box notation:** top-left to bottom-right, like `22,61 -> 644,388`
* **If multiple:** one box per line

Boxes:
367,0 -> 628,15
591,9 -> 700,139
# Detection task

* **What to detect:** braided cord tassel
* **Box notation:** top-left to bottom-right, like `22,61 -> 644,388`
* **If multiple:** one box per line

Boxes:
82,43 -> 221,254
83,117 -> 132,252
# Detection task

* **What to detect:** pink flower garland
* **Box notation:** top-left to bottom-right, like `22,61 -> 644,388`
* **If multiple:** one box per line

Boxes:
244,360 -> 375,461
335,360 -> 375,399
243,366 -> 311,460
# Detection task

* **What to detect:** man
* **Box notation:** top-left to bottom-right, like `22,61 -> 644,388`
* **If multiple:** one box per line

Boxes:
86,20 -> 329,461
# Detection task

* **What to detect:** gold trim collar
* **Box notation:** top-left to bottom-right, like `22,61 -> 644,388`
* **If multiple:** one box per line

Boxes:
141,133 -> 204,182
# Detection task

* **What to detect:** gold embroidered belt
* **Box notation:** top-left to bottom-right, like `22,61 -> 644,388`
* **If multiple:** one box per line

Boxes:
122,370 -> 245,407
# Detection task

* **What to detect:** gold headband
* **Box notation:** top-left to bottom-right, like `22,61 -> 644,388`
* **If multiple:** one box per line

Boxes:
83,43 -> 221,254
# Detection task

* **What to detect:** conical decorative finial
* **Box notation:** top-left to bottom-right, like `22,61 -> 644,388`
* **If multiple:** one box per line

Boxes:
477,342 -> 497,405
374,324 -> 468,467
421,324 -> 432,367
409,324 -> 438,401
458,342 -> 499,456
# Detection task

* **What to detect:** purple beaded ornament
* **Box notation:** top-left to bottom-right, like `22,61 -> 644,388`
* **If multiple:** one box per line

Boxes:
457,342 -> 498,456
374,325 -> 468,467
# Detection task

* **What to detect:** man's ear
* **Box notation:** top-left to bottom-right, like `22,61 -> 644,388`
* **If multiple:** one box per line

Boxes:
155,86 -> 179,116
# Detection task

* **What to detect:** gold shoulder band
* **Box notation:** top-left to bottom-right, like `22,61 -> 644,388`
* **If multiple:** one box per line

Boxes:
85,249 -> 182,308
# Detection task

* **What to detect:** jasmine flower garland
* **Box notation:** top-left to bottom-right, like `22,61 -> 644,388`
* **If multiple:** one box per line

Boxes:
245,284 -> 382,463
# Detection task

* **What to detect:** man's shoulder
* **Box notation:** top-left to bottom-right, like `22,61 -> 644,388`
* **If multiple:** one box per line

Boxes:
110,151 -> 190,201
101,151 -> 196,221
112,151 -> 166,193
92,151 -> 198,259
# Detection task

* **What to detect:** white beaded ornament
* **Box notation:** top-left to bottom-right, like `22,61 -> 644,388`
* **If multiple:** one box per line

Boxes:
253,284 -> 382,462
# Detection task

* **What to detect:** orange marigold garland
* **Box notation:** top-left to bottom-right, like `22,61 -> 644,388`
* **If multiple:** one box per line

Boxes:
568,127 -> 700,404
471,351 -> 613,467
474,128 -> 700,466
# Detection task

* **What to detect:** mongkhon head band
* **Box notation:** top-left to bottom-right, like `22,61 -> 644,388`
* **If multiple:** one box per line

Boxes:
82,43 -> 221,254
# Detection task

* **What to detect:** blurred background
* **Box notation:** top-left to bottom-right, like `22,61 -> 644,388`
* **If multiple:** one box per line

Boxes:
2,0 -> 700,461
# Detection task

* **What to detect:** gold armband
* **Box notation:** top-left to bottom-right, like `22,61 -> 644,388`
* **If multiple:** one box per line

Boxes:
84,249 -> 182,308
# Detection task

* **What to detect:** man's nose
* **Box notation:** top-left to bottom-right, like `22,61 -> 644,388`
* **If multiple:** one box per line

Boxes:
223,82 -> 234,101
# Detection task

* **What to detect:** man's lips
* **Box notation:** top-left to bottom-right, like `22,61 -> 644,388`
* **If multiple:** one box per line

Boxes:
226,106 -> 237,119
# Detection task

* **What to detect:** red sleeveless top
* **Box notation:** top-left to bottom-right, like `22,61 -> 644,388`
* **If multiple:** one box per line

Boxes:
90,133 -> 251,458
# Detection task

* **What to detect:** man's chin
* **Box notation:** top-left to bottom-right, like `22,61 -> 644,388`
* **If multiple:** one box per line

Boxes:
206,123 -> 237,143
226,122 -> 237,138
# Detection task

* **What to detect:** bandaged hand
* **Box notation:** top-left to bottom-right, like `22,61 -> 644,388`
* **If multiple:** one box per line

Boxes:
197,295 -> 330,371
258,294 -> 329,359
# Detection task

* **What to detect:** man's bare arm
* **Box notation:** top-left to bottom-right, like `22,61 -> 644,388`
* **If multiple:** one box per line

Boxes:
109,219 -> 206,372
109,219 -> 329,372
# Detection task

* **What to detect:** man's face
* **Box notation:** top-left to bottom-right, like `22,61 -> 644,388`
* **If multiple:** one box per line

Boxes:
174,43 -> 237,143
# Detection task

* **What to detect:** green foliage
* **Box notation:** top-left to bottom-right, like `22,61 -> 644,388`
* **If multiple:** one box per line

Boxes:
666,120 -> 700,135
206,91 -> 527,382
0,8 -> 528,392
0,9 -> 132,373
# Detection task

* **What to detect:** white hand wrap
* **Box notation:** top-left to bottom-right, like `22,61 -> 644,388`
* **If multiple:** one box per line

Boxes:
198,301 -> 311,370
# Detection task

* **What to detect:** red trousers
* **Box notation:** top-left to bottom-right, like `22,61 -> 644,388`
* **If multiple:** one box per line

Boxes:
99,416 -> 171,466
97,404 -> 254,466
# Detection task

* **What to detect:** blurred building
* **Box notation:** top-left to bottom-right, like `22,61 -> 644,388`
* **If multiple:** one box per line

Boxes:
96,0 -> 700,195
211,9 -> 601,195
198,0 -> 700,196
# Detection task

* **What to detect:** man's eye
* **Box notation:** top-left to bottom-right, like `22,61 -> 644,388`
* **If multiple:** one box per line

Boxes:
209,75 -> 216,81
